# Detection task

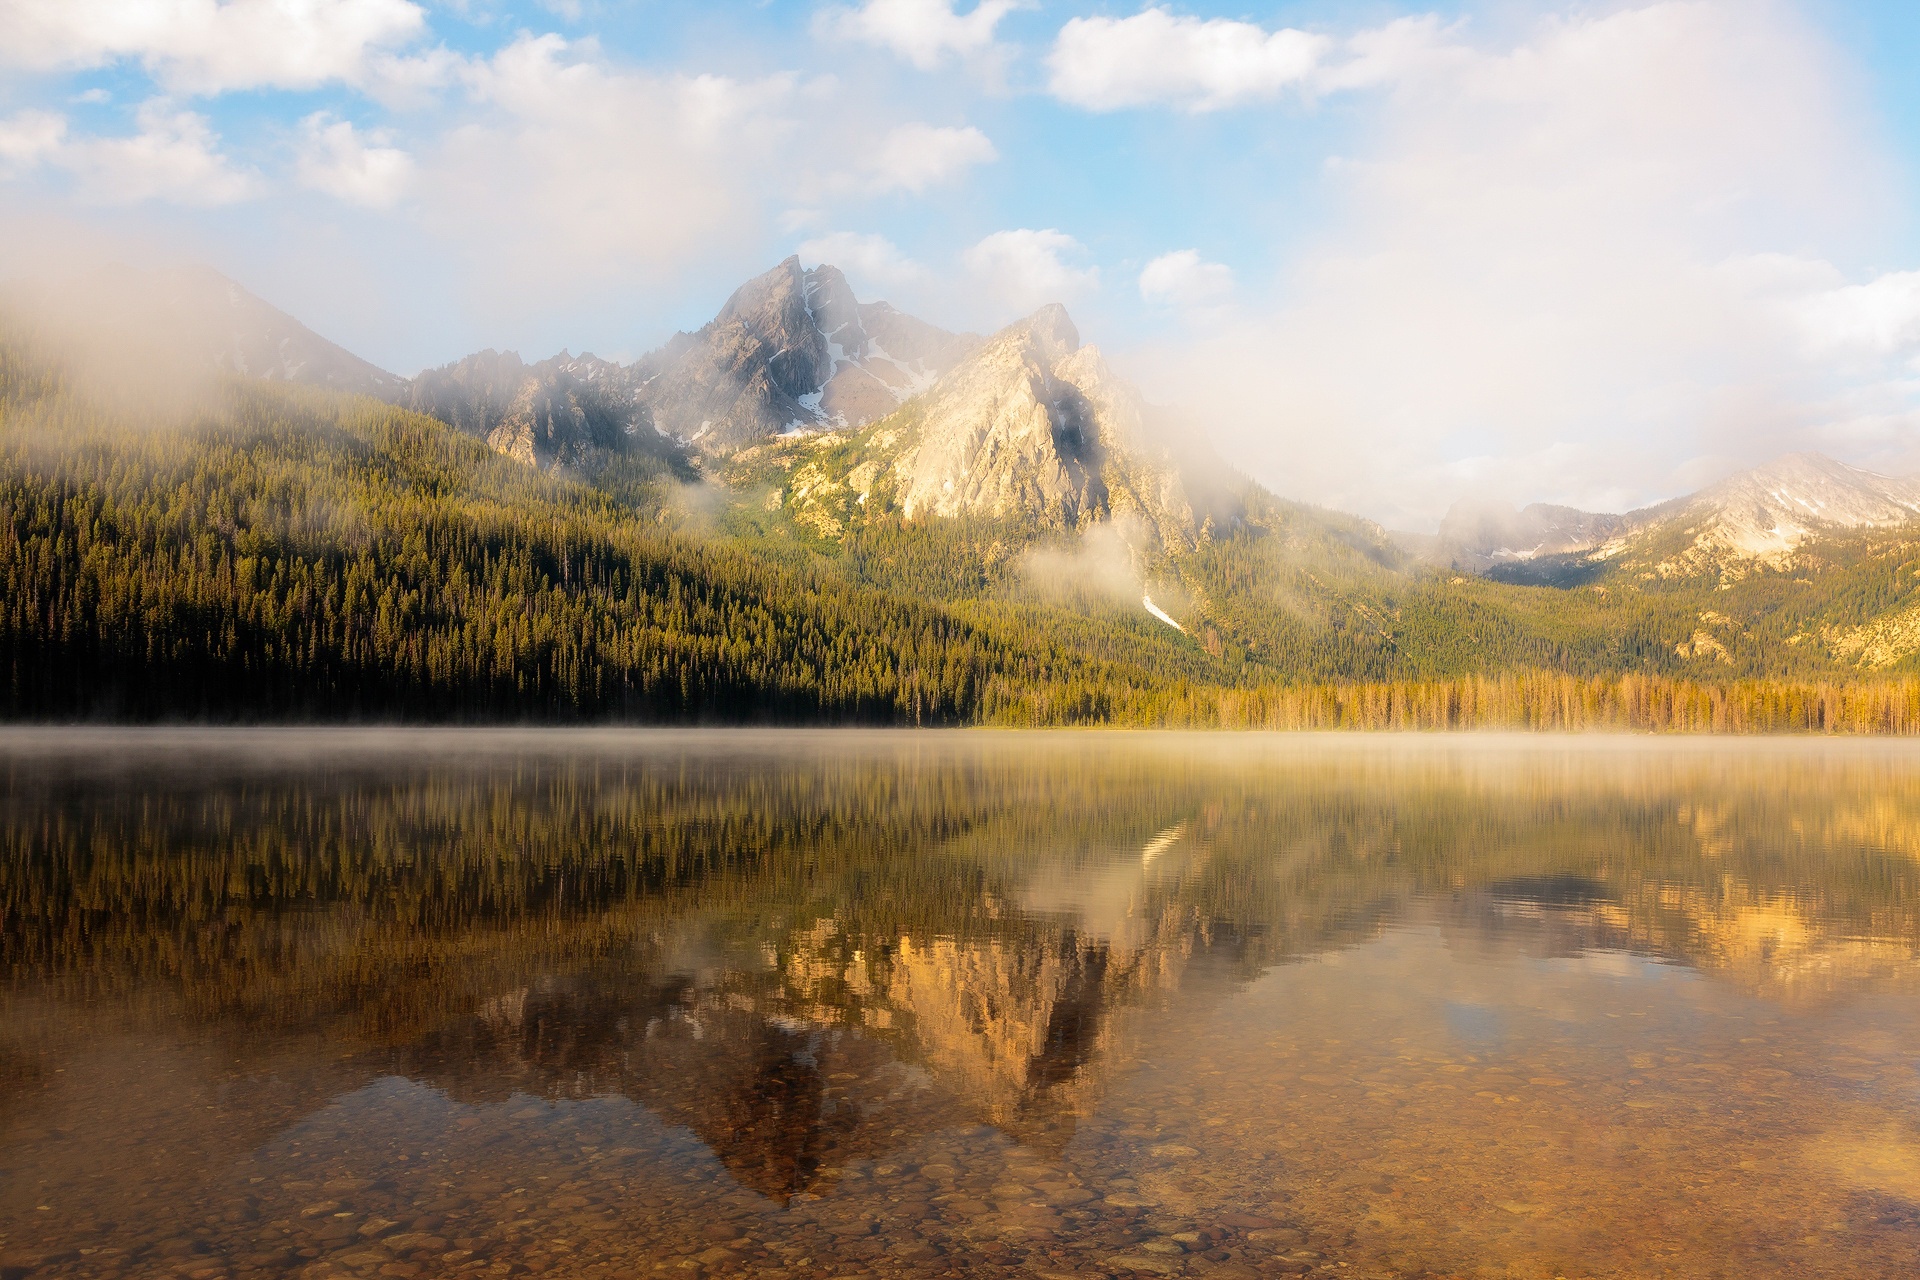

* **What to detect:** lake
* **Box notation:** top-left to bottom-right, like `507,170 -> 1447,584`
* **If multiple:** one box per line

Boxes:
3,729 -> 1920,1279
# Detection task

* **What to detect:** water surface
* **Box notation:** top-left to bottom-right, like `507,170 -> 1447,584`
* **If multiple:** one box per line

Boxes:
4,730 -> 1920,1279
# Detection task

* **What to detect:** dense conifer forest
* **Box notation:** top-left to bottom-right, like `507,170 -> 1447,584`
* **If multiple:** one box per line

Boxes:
4,340 -> 1919,730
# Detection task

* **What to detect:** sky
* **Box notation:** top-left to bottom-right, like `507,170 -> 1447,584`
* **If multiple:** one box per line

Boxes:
2,0 -> 1920,528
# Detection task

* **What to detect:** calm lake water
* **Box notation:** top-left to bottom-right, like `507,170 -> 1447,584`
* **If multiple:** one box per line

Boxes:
4,730 -> 1920,1280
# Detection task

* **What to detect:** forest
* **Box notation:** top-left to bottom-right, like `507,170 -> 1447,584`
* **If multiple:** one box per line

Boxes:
4,340 -> 1919,731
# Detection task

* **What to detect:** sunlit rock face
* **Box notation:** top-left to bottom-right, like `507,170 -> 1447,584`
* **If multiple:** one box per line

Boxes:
1676,453 -> 1920,567
892,306 -> 1239,551
1437,451 -> 1920,583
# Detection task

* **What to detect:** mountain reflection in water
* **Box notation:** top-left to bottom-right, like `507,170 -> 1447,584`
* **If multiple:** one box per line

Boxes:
4,730 -> 1920,1279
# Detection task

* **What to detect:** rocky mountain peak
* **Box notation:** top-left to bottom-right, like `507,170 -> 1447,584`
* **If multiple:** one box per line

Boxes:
640,258 -> 977,453
1676,451 -> 1920,566
1017,303 -> 1081,362
888,305 -> 1236,549
1434,450 -> 1920,581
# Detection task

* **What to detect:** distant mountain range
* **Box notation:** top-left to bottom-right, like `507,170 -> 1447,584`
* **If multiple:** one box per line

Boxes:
21,258 -> 1918,580
10,256 -> 1920,716
1430,452 -> 1920,585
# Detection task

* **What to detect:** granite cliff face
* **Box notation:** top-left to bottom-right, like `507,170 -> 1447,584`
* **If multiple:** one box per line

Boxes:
776,305 -> 1241,552
912,307 -> 1238,550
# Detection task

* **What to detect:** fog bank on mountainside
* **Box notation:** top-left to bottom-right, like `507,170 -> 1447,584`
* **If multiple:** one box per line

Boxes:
9,258 -> 1920,726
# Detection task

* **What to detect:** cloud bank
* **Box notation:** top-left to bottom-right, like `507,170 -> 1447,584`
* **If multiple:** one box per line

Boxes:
817,0 -> 1024,70
1048,9 -> 1446,112
0,0 -> 432,94
1137,0 -> 1914,527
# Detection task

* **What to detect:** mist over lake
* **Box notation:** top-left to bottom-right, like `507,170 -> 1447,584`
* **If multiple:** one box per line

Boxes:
5,730 -> 1920,1278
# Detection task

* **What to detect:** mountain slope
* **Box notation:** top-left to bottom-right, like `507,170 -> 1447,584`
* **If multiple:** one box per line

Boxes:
753,305 -> 1242,556
0,264 -> 404,399
1437,453 -> 1920,585
1647,453 -> 1920,574
643,258 -> 977,452
405,348 -> 686,476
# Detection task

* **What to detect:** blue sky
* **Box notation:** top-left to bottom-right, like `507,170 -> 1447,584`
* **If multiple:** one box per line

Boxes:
3,0 -> 1920,525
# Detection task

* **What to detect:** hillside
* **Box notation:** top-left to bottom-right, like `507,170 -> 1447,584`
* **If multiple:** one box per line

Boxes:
0,330 -> 1269,724
0,264 -> 404,399
5,260 -> 1920,729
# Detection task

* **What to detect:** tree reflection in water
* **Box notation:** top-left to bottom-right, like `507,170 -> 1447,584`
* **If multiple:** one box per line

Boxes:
3,730 -> 1920,1277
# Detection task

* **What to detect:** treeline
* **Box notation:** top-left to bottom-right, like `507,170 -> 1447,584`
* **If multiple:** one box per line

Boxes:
1204,671 -> 1920,733
6,353 -> 1920,731
0,374 -> 1192,724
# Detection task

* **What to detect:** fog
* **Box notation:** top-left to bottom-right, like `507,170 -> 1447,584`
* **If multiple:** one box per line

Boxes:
1128,0 -> 1920,530
5,1 -> 1918,531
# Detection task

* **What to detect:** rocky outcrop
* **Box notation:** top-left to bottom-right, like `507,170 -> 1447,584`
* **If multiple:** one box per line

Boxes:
1437,452 -> 1920,582
406,348 -> 673,473
889,305 -> 1239,550
641,258 -> 977,453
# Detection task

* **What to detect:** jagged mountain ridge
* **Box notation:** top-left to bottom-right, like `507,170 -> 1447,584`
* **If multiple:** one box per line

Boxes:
402,348 -> 681,473
404,261 -> 1240,557
1437,452 -> 1920,583
1434,502 -> 1634,577
760,303 -> 1245,554
403,257 -> 978,471
641,257 -> 978,452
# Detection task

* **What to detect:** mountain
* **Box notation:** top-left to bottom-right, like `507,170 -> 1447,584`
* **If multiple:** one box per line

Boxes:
762,304 -> 1243,553
1654,452 -> 1920,571
1438,453 -> 1920,584
641,257 -> 977,453
404,348 -> 681,473
1432,502 -> 1633,578
404,258 -> 976,471
0,264 -> 404,399
14,254 -> 1920,721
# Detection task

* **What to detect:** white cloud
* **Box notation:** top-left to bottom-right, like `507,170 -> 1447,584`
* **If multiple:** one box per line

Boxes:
1137,0 -> 1908,526
798,231 -> 928,291
1140,250 -> 1234,308
59,101 -> 261,205
963,228 -> 1098,317
817,0 -> 1023,71
296,113 -> 413,208
1789,266 -> 1920,359
863,123 -> 996,194
0,110 -> 69,172
1050,8 -> 1326,112
1048,9 -> 1452,113
420,34 -> 797,296
0,0 -> 431,95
